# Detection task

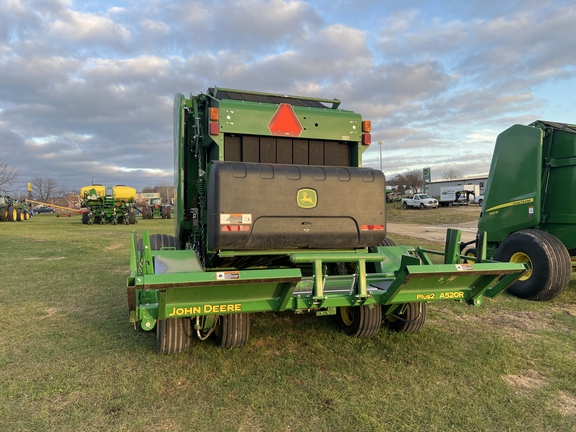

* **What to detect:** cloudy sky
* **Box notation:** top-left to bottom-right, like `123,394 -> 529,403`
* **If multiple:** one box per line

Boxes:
1,0 -> 575,193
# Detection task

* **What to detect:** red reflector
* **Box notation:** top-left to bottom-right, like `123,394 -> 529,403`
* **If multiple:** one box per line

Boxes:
360,225 -> 384,231
268,103 -> 303,137
362,133 -> 371,146
221,225 -> 250,232
210,122 -> 219,136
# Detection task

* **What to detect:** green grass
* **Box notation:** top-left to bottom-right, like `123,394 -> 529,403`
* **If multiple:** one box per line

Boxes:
1,215 -> 576,431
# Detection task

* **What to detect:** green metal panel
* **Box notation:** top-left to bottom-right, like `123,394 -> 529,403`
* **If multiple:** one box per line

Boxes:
216,99 -> 363,143
478,125 -> 543,242
173,93 -> 186,243
540,127 -> 576,250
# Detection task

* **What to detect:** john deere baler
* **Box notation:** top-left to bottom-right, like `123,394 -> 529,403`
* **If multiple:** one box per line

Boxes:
127,87 -> 527,353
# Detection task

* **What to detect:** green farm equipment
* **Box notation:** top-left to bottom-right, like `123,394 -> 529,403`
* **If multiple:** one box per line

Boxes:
80,185 -> 137,225
0,195 -> 30,221
464,121 -> 576,301
127,87 -> 528,354
142,198 -> 171,219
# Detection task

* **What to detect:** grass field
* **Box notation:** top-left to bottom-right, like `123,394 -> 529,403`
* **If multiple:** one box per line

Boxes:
2,214 -> 576,431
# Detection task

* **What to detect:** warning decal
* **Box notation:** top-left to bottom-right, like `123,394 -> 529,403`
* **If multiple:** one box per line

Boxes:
220,214 -> 252,225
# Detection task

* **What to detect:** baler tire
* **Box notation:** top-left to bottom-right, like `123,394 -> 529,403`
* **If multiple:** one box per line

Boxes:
402,202 -> 408,210
156,318 -> 192,354
129,210 -> 137,224
215,313 -> 251,348
338,305 -> 382,337
495,230 -> 571,301
379,238 -> 397,247
384,302 -> 427,333
463,247 -> 477,264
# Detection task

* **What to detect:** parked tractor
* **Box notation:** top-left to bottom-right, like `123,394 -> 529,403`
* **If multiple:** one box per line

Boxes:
463,121 -> 576,301
0,195 -> 30,221
142,198 -> 171,219
127,87 -> 527,354
80,185 -> 137,225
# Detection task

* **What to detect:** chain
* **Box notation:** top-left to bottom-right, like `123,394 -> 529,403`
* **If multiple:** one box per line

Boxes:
197,146 -> 206,268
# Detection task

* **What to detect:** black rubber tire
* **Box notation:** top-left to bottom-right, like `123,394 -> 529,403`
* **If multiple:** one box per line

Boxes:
338,305 -> 382,337
0,207 -> 6,221
24,211 -> 30,220
8,205 -> 17,221
215,313 -> 251,348
402,202 -> 408,210
463,247 -> 477,264
129,210 -> 137,224
384,302 -> 427,333
156,318 -> 192,354
16,209 -> 22,221
81,212 -> 89,225
379,238 -> 397,247
478,199 -> 483,206
137,233 -> 180,252
420,203 -> 425,209
495,229 -> 571,301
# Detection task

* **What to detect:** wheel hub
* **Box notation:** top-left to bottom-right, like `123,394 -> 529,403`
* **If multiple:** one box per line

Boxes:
510,252 -> 533,281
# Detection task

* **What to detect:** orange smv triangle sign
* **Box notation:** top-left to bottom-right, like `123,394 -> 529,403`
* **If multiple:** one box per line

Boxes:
268,103 -> 303,137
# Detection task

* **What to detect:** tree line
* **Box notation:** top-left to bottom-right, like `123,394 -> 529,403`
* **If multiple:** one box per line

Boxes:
387,168 -> 464,194
0,156 -> 174,206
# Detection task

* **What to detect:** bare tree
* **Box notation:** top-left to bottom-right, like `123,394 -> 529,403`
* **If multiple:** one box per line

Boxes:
154,181 -> 174,203
142,186 -> 155,193
388,170 -> 423,194
404,169 -> 424,193
0,156 -> 20,194
442,168 -> 464,180
31,177 -> 70,203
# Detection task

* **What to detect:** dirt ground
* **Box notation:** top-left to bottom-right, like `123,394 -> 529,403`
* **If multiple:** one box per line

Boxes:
387,206 -> 479,244
387,220 -> 478,244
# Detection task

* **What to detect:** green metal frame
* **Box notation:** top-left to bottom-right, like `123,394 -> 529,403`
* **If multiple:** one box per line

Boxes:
127,229 -> 527,331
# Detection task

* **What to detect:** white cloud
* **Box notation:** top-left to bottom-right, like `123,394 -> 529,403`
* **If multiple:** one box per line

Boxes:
49,8 -> 131,45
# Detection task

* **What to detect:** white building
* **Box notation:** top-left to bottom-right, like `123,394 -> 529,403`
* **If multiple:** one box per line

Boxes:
426,175 -> 488,198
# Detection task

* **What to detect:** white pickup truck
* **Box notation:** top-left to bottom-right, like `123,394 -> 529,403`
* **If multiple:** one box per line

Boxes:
402,194 -> 439,209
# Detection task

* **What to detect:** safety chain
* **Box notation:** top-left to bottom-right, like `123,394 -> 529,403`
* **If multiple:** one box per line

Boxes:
195,137 -> 207,268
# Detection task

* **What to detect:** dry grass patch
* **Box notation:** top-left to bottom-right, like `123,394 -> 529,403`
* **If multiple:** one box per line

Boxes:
554,391 -> 576,417
502,369 -> 547,394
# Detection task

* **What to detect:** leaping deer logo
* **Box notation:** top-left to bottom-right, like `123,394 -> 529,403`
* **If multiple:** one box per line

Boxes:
297,189 -> 317,208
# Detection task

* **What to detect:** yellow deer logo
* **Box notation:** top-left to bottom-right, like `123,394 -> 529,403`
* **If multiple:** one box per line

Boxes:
297,189 -> 317,209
